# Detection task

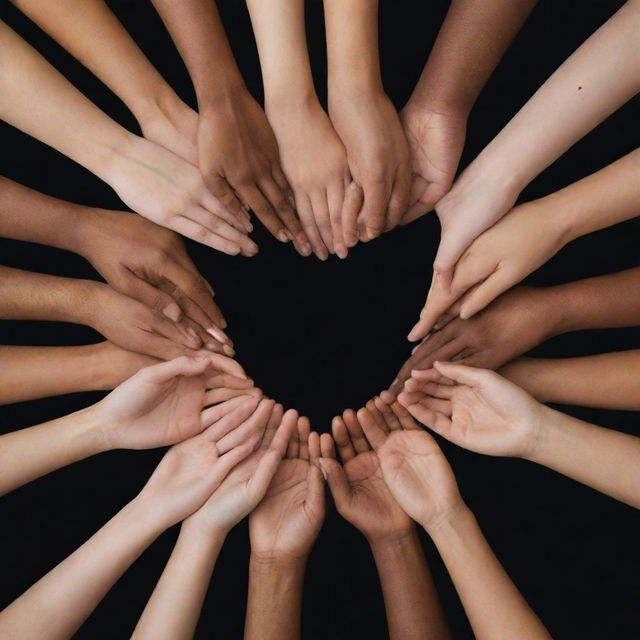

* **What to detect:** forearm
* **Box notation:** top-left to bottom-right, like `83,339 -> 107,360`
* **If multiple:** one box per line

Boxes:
244,555 -> 306,640
0,22 -> 131,180
132,522 -> 226,640
427,507 -> 550,639
324,0 -> 383,98
408,0 -> 538,115
370,529 -> 450,640
473,0 -> 640,192
500,351 -> 640,411
0,404 -> 108,495
0,266 -> 97,325
11,0 -> 177,126
245,0 -> 317,108
0,496 -> 164,640
526,408 -> 640,508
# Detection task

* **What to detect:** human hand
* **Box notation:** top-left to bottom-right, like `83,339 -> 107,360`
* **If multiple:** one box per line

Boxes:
137,396 -> 268,530
77,208 -> 230,349
391,286 -> 559,394
399,104 -> 466,225
267,97 -> 357,259
408,198 -> 567,341
185,400 -> 296,535
249,410 -> 325,561
104,134 -> 257,256
198,90 -> 309,252
95,354 -> 248,450
398,361 -> 549,459
329,90 -> 412,241
318,402 -> 412,543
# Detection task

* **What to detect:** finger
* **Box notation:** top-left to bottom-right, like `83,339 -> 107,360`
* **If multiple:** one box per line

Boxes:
298,416 -> 311,460
133,331 -> 194,361
171,216 -> 245,256
196,352 -> 246,379
362,176 -> 390,240
205,372 -> 252,392
144,354 -> 209,384
259,402 -> 284,449
385,166 -> 412,231
216,438 -> 257,479
341,181 -> 364,248
411,380 -> 455,400
286,412 -> 301,459
118,270 -> 183,323
269,408 -> 298,456
320,433 -> 336,459
403,402 -> 452,436
433,360 -> 489,387
363,400 -> 388,435
389,401 -> 422,430
346,409 -> 371,453
310,190 -> 335,254
185,205 -> 257,254
306,458 -> 326,503
318,457 -> 350,507
240,181 -> 290,243
204,385 -> 260,406
373,396 -> 402,431
296,191 -> 328,260
209,398 -> 268,450
201,396 -> 260,437
357,407 -> 388,451
458,270 -> 515,320
327,181 -> 347,259
331,415 -> 356,462
200,183 -> 252,232
308,431 -> 322,466
259,173 -> 306,243
400,393 -> 451,416
407,276 -> 461,342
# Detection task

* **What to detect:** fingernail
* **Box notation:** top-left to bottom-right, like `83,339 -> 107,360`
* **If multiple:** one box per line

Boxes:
187,327 -> 201,345
277,229 -> 289,242
223,344 -> 235,356
246,242 -> 259,256
207,327 -> 227,343
336,246 -> 348,259
163,303 -> 182,323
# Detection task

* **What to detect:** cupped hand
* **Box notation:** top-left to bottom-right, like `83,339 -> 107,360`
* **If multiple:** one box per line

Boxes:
408,199 -> 566,342
79,209 -> 229,348
398,361 -> 548,459
390,286 -> 557,394
318,402 -> 412,543
105,134 -> 258,256
186,400 -> 297,534
198,90 -> 308,250
268,97 -> 355,259
400,104 -> 466,225
329,90 -> 412,242
96,354 -> 247,450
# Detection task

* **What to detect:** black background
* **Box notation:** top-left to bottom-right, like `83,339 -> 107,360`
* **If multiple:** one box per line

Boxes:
1,0 -> 639,637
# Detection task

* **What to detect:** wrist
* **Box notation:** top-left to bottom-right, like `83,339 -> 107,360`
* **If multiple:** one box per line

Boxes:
73,280 -> 108,328
521,405 -> 569,466
368,526 -> 419,557
404,88 -> 472,122
250,552 -> 307,577
66,403 -> 114,457
265,82 -> 319,122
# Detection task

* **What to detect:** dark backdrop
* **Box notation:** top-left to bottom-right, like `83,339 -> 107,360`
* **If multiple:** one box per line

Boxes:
0,1 -> 639,638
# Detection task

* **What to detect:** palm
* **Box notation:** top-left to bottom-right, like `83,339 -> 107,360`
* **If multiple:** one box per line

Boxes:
250,459 -> 324,558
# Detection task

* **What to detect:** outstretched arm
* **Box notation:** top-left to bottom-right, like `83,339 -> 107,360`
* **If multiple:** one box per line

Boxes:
401,0 -> 538,222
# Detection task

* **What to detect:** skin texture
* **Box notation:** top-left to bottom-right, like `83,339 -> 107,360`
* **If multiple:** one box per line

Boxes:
0,22 -> 255,255
131,401 -> 294,640
0,178 -> 229,341
422,0 -> 640,293
401,0 -> 538,224
0,402 -> 266,640
246,0 -> 361,259
0,355 -> 248,496
10,0 -> 200,164
400,361 -> 640,509
365,414 -> 550,639
150,0 -> 308,248
320,401 -> 450,640
325,0 -> 412,241
500,351 -> 640,411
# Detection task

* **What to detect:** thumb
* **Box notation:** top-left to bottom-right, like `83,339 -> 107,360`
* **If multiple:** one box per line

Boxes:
318,458 -> 351,509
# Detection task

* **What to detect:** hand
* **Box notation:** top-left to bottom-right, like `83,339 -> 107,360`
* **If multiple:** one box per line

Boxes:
104,134 -> 257,256
399,104 -> 466,225
398,361 -> 549,459
267,97 -> 354,259
408,199 -> 566,341
198,90 -> 308,251
249,410 -> 325,560
391,286 -> 559,394
78,208 -> 230,348
186,400 -> 296,534
138,397 -> 268,529
319,402 -> 414,543
329,90 -> 412,241
95,354 -> 248,450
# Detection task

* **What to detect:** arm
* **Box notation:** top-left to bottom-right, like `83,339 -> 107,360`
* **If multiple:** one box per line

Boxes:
500,351 -> 640,411
10,0 -> 198,162
150,0 -> 304,247
432,0 -> 640,281
401,0 -> 538,222
325,0 -> 411,241
0,342 -> 154,405
0,22 -> 254,255
410,149 -> 640,341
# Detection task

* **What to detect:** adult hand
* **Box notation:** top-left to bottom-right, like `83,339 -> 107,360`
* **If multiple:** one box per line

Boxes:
249,410 -> 325,561
329,91 -> 412,242
398,361 -> 549,459
400,104 -> 466,225
408,199 -> 566,341
318,403 -> 412,543
105,135 -> 257,256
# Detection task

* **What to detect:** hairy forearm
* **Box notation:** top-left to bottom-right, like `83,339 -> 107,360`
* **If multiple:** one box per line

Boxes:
244,555 -> 306,640
474,0 -> 640,191
0,496 -> 164,639
501,351 -> 640,411
132,522 -> 226,640
408,0 -> 538,114
370,530 -> 450,640
526,407 -> 640,508
427,507 -> 550,639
